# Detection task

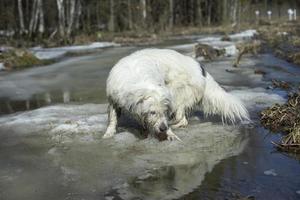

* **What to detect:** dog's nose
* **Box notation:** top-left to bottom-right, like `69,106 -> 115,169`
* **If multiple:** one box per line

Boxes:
159,123 -> 167,132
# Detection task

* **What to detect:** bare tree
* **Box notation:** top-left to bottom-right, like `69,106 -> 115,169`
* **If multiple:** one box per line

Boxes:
28,0 -> 44,37
222,0 -> 228,24
109,0 -> 115,31
56,0 -> 66,37
231,0 -> 238,26
17,0 -> 25,34
37,0 -> 44,34
128,0 -> 133,29
207,0 -> 212,26
75,0 -> 82,30
66,0 -> 76,37
169,0 -> 174,29
141,0 -> 146,20
195,0 -> 203,26
28,0 -> 38,36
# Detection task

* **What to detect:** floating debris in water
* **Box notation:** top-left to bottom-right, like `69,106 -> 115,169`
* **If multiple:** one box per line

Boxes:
271,79 -> 291,90
264,169 -> 277,176
254,69 -> 266,75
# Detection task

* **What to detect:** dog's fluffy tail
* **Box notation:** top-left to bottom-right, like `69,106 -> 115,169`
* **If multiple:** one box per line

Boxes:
201,73 -> 250,123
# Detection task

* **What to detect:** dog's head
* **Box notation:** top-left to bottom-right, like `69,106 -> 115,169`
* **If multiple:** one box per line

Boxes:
132,88 -> 173,137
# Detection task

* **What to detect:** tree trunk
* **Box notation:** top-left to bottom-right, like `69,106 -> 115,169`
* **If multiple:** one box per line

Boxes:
66,0 -> 76,37
28,0 -> 44,37
56,0 -> 66,38
169,0 -> 174,29
75,0 -> 82,30
17,0 -> 25,34
29,0 -> 38,36
141,0 -> 146,20
190,0 -> 194,25
237,0 -> 241,31
195,0 -> 202,26
222,0 -> 228,25
128,0 -> 133,29
207,0 -> 211,26
37,0 -> 44,35
231,0 -> 238,26
109,0 -> 115,31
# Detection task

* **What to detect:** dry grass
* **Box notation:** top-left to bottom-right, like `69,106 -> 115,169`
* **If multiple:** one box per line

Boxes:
261,92 -> 300,152
0,48 -> 48,70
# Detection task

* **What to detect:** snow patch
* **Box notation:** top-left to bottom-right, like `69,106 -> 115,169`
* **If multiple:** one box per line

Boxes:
0,98 -> 250,199
229,29 -> 257,41
31,42 -> 120,60
197,29 -> 257,56
230,87 -> 285,109
0,63 -> 5,71
224,45 -> 238,56
264,169 -> 277,176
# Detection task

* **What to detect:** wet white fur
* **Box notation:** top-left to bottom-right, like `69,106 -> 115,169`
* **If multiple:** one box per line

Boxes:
103,49 -> 249,140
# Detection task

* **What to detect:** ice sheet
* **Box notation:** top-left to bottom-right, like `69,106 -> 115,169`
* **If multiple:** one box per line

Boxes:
31,42 -> 119,60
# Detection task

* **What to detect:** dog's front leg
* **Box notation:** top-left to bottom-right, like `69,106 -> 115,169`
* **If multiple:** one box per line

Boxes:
103,104 -> 118,139
171,109 -> 188,129
166,128 -> 182,142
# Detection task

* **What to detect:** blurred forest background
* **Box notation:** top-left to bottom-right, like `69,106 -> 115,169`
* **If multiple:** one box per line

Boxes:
0,0 -> 300,45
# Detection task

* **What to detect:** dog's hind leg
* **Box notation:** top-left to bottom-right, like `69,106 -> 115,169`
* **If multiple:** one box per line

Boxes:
103,104 -> 118,139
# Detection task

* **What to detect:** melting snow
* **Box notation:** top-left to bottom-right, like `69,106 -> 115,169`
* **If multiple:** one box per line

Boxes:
264,169 -> 278,176
31,42 -> 120,60
229,29 -> 257,41
0,63 -> 5,71
197,29 -> 257,56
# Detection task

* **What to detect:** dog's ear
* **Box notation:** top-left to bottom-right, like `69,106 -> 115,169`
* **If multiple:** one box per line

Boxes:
127,89 -> 152,112
162,98 -> 174,119
136,96 -> 151,105
135,89 -> 152,105
166,103 -> 175,119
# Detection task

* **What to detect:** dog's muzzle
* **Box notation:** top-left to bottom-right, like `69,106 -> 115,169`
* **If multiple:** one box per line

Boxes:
159,123 -> 168,132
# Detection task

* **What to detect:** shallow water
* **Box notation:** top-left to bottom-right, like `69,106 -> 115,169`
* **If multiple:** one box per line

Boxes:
0,36 -> 300,200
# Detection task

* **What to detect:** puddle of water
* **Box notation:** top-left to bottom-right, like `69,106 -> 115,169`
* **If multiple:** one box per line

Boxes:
181,127 -> 300,200
0,36 -> 300,200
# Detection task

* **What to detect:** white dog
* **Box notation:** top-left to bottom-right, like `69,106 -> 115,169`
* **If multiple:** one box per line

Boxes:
103,49 -> 249,141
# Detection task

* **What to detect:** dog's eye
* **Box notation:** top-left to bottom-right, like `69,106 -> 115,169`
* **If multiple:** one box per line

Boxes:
150,111 -> 156,115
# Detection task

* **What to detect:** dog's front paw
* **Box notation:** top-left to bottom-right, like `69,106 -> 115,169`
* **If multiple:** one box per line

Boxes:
171,117 -> 188,129
166,129 -> 182,142
102,128 -> 116,139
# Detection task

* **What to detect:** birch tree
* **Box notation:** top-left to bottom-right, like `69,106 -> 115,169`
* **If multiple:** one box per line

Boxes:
66,0 -> 76,37
75,0 -> 82,30
195,0 -> 202,26
231,0 -> 238,26
28,0 -> 44,37
128,0 -> 133,29
56,0 -> 66,37
56,0 -> 80,40
222,0 -> 228,24
17,0 -> 25,34
141,0 -> 146,20
169,0 -> 174,29
206,0 -> 212,26
109,0 -> 115,31
37,0 -> 44,34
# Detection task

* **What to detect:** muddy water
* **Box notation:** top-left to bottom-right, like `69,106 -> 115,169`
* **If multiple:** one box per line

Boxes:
0,38 -> 300,200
